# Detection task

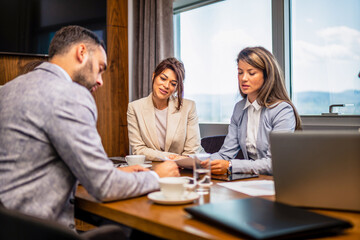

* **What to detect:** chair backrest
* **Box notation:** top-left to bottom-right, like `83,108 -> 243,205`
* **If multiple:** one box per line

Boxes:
0,205 -> 82,240
201,135 -> 244,159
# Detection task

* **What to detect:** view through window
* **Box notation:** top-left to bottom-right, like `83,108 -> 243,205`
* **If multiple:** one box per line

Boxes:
175,0 -> 272,123
175,0 -> 360,122
291,0 -> 360,115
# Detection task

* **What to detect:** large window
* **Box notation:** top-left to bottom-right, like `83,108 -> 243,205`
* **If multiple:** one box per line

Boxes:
174,0 -> 360,123
174,0 -> 272,123
291,0 -> 360,115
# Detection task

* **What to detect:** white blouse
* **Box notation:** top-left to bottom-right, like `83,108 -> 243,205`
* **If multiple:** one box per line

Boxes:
154,107 -> 168,151
244,99 -> 262,160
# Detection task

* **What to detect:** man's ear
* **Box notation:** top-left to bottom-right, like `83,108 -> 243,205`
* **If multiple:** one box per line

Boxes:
75,44 -> 88,64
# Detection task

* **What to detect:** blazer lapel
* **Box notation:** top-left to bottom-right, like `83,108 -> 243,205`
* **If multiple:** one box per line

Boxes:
141,94 -> 160,150
239,108 -> 249,159
165,98 -> 181,152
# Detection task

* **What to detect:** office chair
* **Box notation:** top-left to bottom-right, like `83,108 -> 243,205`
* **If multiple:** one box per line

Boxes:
0,201 -> 126,240
201,135 -> 244,159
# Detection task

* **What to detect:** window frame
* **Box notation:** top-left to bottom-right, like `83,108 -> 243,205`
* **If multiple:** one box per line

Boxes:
173,0 -> 360,131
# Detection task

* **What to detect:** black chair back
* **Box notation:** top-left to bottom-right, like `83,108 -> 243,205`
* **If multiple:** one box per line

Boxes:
0,201 -> 126,240
0,206 -> 82,240
201,135 -> 244,159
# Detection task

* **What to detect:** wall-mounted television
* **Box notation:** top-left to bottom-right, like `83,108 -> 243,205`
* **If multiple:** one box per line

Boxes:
0,0 -> 106,56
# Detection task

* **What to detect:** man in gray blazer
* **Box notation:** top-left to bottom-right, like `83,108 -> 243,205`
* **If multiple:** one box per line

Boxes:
0,25 -> 179,230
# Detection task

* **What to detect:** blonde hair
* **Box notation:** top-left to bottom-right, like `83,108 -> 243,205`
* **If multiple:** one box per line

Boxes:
237,46 -> 302,130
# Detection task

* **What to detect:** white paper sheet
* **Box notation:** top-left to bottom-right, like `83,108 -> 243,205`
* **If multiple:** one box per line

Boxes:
217,180 -> 275,196
158,156 -> 205,169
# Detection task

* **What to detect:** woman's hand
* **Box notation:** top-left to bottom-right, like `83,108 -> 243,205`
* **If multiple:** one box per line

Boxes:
206,159 -> 229,175
117,165 -> 149,173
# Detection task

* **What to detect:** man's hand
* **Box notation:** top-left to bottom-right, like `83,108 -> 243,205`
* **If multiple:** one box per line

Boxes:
117,165 -> 149,173
153,161 -> 180,178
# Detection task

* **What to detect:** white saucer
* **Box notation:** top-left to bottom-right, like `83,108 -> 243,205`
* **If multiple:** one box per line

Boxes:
118,163 -> 152,168
140,164 -> 152,168
147,191 -> 199,205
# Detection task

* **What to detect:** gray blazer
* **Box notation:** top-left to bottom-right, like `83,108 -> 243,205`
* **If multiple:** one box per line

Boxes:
0,62 -> 159,230
211,98 -> 296,175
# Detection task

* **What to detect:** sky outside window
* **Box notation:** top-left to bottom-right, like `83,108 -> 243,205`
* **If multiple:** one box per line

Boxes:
177,0 -> 360,121
291,0 -> 360,115
179,0 -> 272,123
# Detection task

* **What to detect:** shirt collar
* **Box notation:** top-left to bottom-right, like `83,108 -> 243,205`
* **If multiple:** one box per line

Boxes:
51,64 -> 72,83
243,98 -> 262,111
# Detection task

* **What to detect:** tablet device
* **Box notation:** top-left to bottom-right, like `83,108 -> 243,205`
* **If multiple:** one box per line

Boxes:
212,173 -> 258,181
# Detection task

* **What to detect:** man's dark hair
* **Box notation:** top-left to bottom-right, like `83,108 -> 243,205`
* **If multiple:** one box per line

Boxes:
48,25 -> 105,59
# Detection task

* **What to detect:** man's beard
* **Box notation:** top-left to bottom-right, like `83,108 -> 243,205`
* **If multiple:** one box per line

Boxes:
72,59 -> 95,92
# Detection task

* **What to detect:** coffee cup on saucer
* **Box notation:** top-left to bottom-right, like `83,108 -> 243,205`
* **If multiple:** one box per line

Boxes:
158,177 -> 189,200
125,155 -> 146,166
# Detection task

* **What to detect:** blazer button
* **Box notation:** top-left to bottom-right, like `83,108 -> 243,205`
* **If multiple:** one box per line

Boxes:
69,198 -> 75,204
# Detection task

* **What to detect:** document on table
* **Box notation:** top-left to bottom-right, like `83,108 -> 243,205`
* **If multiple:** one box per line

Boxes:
158,156 -> 200,169
217,180 -> 275,196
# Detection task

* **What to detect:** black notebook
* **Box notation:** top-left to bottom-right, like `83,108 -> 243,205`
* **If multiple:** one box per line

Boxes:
184,198 -> 352,240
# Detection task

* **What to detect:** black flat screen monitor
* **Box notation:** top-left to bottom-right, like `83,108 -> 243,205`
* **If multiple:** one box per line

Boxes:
0,0 -> 106,56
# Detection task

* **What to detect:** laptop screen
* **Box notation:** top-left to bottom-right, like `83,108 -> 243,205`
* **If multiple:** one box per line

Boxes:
270,130 -> 360,212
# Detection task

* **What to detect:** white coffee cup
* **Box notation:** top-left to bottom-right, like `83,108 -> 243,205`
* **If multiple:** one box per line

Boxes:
125,155 -> 146,166
158,177 -> 189,200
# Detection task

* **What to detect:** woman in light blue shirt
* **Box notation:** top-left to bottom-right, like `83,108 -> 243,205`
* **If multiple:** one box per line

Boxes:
204,47 -> 301,175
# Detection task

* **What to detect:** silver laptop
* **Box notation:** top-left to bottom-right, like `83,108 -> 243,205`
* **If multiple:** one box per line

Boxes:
270,130 -> 360,212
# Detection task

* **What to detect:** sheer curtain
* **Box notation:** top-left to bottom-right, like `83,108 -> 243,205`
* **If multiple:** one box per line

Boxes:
131,0 -> 174,101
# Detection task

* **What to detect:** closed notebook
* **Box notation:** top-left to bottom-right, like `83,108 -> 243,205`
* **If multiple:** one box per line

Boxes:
184,198 -> 352,240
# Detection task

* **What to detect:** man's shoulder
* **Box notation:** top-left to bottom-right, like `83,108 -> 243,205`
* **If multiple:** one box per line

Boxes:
37,63 -> 93,99
14,63 -> 95,108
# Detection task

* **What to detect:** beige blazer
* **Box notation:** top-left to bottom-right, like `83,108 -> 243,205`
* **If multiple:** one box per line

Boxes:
127,93 -> 202,161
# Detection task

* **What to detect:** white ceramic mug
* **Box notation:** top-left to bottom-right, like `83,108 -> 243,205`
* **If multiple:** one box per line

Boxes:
158,177 -> 189,200
125,155 -> 146,166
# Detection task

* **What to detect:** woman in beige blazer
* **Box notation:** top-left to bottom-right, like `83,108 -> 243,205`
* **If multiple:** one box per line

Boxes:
127,58 -> 202,161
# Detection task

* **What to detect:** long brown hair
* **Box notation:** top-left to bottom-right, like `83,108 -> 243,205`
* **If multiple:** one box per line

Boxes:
152,57 -> 185,111
237,46 -> 302,130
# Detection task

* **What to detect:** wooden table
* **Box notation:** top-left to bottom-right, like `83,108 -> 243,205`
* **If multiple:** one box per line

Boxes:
75,170 -> 360,240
